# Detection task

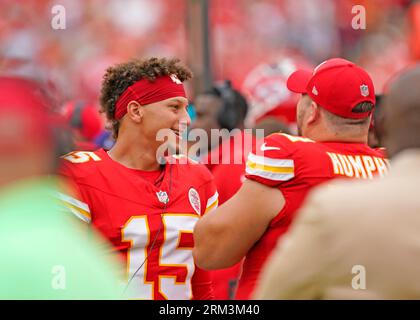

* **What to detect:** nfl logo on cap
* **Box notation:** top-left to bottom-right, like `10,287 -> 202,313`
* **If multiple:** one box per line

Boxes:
360,84 -> 369,97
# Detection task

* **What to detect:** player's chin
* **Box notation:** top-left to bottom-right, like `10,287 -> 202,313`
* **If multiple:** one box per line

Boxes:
155,129 -> 185,158
171,129 -> 185,149
168,138 -> 183,154
159,132 -> 181,154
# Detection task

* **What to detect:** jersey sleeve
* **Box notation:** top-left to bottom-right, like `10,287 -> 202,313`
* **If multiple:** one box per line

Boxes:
245,133 -> 296,188
56,159 -> 92,224
201,180 -> 219,216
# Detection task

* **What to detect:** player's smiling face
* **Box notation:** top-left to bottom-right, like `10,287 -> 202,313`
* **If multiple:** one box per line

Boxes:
142,96 -> 190,150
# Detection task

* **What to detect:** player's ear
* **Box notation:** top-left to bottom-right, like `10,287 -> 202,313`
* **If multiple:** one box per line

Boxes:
127,101 -> 143,123
307,101 -> 320,125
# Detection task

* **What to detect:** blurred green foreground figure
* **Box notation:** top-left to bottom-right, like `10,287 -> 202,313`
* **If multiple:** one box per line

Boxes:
0,179 -> 123,299
0,76 -> 122,299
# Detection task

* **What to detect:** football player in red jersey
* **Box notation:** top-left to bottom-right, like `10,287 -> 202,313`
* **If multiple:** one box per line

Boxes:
193,58 -> 389,299
58,57 -> 217,300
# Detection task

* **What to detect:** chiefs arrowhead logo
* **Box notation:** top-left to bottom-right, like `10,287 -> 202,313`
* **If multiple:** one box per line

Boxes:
188,188 -> 201,215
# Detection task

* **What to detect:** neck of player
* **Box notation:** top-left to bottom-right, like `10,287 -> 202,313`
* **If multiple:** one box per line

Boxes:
304,123 -> 369,144
309,131 -> 368,144
107,133 -> 162,172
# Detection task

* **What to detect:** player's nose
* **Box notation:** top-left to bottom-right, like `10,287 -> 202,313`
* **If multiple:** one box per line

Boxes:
180,107 -> 191,127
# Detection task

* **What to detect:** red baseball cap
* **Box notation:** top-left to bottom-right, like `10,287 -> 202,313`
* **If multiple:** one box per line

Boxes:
287,58 -> 375,119
0,76 -> 53,151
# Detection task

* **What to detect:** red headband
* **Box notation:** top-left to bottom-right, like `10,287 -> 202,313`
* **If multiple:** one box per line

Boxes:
114,74 -> 187,120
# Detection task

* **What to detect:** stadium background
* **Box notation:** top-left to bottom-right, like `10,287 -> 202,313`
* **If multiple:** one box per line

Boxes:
0,0 -> 419,301
1,0 -> 417,106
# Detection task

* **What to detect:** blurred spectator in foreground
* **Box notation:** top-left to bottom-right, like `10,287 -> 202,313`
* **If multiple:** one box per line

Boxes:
62,100 -> 104,151
368,94 -> 384,148
0,76 -> 122,299
255,65 -> 420,299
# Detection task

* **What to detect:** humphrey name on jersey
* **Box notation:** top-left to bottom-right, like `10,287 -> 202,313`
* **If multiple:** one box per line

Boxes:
326,152 -> 389,179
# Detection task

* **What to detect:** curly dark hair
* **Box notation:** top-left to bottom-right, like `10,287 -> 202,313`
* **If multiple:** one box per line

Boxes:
99,57 -> 193,138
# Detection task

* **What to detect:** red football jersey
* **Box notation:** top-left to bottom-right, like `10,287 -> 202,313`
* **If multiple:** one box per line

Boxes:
237,133 -> 389,299
58,149 -> 218,300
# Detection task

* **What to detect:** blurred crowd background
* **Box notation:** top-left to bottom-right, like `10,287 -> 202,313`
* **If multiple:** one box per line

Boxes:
1,0 -> 417,106
1,0 -> 420,300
